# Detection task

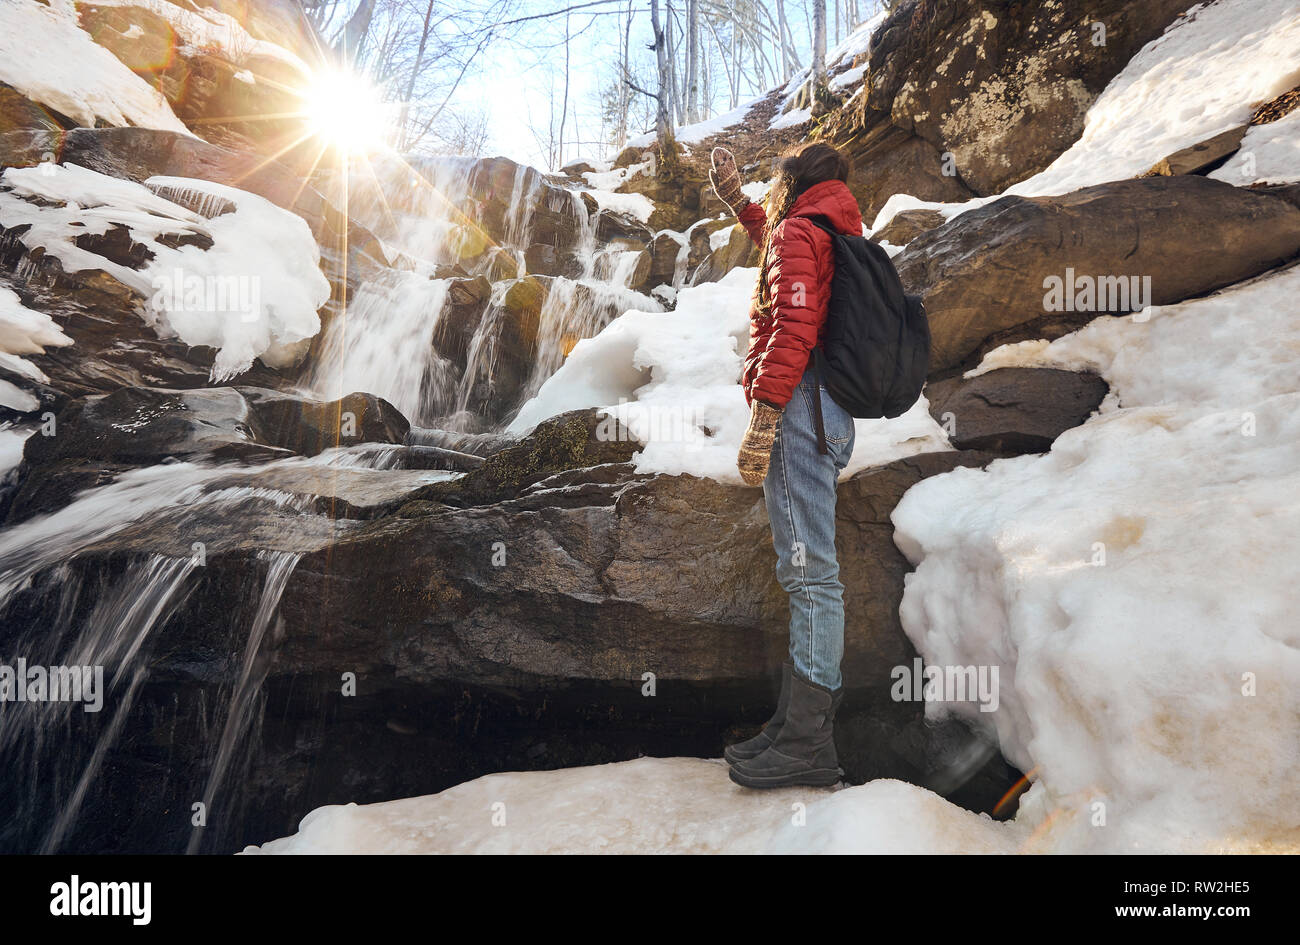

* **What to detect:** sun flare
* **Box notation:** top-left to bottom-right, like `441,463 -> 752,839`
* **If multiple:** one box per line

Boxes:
299,67 -> 395,155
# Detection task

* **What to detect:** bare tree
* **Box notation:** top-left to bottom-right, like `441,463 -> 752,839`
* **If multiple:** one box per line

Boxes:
648,0 -> 674,139
811,0 -> 827,102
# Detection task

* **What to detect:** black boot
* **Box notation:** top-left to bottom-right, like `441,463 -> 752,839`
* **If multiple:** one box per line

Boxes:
725,662 -> 793,765
728,671 -> 843,789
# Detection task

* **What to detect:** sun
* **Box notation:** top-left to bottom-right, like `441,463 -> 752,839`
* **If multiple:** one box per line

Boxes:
299,67 -> 395,155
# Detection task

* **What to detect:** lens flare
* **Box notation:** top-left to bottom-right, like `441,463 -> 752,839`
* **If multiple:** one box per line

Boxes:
299,68 -> 394,154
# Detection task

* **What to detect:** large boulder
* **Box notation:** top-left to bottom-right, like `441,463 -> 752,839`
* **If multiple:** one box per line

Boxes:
896,176 -> 1300,373
925,368 -> 1109,453
858,0 -> 1194,194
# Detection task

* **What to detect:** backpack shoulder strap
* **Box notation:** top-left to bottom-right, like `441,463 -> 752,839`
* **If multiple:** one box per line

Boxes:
801,215 -> 840,238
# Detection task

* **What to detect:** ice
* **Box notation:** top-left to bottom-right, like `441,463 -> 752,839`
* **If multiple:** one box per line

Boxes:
0,286 -> 73,412
509,267 -> 949,483
0,165 -> 329,381
0,0 -> 191,135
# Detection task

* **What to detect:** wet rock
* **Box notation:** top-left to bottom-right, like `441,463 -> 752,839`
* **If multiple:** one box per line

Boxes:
895,176 -> 1300,373
431,274 -> 493,368
648,231 -> 686,289
43,386 -> 269,464
0,275 -> 293,420
407,407 -> 640,508
0,82 -> 64,136
591,208 -> 652,247
523,242 -> 583,278
926,368 -> 1109,453
236,387 -> 409,456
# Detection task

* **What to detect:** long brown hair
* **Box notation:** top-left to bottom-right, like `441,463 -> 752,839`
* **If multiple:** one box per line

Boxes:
755,142 -> 850,317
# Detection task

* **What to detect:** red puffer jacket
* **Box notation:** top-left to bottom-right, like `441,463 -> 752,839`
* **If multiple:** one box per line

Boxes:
736,178 -> 864,409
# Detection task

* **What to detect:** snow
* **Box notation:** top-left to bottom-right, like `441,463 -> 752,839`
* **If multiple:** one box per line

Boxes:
1210,108 -> 1300,185
0,286 -> 73,358
0,164 -> 328,381
245,756 -> 1019,854
830,62 -> 869,92
871,0 -> 1300,231
779,11 -> 889,110
626,96 -> 766,149
581,160 -> 650,192
0,285 -> 73,413
583,188 -> 655,224
1008,0 -> 1300,198
0,426 -> 35,480
770,106 -> 812,131
0,0 -> 192,135
709,225 -> 736,252
508,267 -> 949,483
891,262 -> 1300,852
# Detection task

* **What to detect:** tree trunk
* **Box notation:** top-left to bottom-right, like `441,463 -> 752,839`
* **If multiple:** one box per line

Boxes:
811,0 -> 827,105
650,0 -> 673,139
685,0 -> 700,124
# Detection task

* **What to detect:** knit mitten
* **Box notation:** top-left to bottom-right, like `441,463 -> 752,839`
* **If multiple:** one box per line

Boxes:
738,401 -> 781,486
709,147 -> 750,216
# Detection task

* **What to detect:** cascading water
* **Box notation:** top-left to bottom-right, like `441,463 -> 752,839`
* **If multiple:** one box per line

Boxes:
186,549 -> 302,855
0,443 -> 436,852
308,155 -> 662,431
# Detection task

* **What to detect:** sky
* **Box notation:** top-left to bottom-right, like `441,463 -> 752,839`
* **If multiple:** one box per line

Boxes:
392,0 -> 888,169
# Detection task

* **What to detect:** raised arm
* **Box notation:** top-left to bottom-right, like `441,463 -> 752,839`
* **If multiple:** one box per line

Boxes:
710,147 -> 766,246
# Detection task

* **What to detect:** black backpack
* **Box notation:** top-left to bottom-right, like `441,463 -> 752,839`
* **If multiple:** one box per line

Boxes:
805,216 -> 930,449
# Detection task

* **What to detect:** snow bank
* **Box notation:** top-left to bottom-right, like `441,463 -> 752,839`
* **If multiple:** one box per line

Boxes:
0,164 -> 328,381
1210,108 -> 1300,186
508,267 -> 949,483
0,0 -> 191,135
1011,0 -> 1300,198
892,263 -> 1300,852
872,0 -> 1300,231
246,756 -> 1018,854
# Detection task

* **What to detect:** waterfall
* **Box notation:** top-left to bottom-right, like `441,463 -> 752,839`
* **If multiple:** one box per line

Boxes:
186,550 -> 302,855
0,445 -> 409,852
309,156 -> 662,431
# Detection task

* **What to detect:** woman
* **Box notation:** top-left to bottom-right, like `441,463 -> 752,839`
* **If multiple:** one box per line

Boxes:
708,142 -> 860,789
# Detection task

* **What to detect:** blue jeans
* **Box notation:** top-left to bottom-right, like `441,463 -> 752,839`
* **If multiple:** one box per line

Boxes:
762,362 -> 855,691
